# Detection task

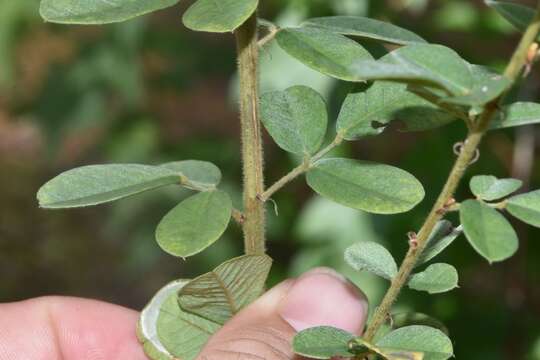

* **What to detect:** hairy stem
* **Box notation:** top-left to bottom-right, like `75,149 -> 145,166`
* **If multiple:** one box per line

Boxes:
363,3 -> 540,342
259,134 -> 343,202
236,14 -> 266,255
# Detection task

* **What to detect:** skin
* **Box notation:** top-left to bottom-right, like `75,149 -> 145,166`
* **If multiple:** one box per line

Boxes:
0,268 -> 368,360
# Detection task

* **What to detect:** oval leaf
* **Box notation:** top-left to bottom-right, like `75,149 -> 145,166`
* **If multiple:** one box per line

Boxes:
507,190 -> 540,227
490,102 -> 540,130
161,160 -> 222,190
443,64 -> 511,106
345,242 -> 398,280
293,326 -> 355,359
470,175 -> 522,201
179,255 -> 272,324
156,190 -> 232,257
260,85 -> 328,155
40,0 -> 180,24
408,263 -> 459,294
336,81 -> 454,140
138,279 -> 220,360
37,164 -> 181,208
349,44 -> 473,96
182,0 -> 258,33
276,27 -> 373,81
417,221 -> 462,266
156,283 -> 221,360
485,0 -> 539,39
306,158 -> 425,214
302,16 -> 426,45
376,325 -> 454,360
460,199 -> 518,263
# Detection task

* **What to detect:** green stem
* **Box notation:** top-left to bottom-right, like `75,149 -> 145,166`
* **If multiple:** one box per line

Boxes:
258,134 -> 343,202
235,14 -> 266,255
363,2 -> 540,342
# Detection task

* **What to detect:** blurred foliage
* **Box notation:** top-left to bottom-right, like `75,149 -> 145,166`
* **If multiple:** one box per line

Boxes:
1,0 -> 540,358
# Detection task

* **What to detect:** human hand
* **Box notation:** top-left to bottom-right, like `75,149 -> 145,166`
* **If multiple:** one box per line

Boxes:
0,268 -> 368,360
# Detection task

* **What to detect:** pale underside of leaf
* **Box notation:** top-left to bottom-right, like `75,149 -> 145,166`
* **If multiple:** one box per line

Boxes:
178,254 -> 272,324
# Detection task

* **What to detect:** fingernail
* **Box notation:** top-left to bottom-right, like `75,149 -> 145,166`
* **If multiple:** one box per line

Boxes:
278,267 -> 368,334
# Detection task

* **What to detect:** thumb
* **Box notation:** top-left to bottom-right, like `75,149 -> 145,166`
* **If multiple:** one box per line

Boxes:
198,267 -> 369,360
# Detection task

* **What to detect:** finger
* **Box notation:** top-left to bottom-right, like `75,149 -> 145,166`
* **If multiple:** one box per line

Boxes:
199,267 -> 369,360
0,296 -> 146,360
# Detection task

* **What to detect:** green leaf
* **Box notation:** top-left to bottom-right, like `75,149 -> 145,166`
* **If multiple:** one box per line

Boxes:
182,0 -> 258,33
408,263 -> 459,294
179,255 -> 272,324
490,102 -> 540,130
348,338 -> 423,360
470,175 -> 522,201
344,242 -> 398,280
37,164 -> 181,208
460,199 -> 518,262
40,0 -> 180,24
376,325 -> 454,360
302,16 -> 426,45
161,160 -> 222,190
443,64 -> 511,106
260,85 -> 328,155
485,0 -> 539,39
293,326 -> 355,359
276,27 -> 373,81
156,282 -> 221,360
417,221 -> 462,265
507,190 -> 540,227
336,81 -> 455,140
137,279 -> 220,360
156,190 -> 232,257
306,158 -> 425,214
391,313 -> 449,335
350,44 -> 473,95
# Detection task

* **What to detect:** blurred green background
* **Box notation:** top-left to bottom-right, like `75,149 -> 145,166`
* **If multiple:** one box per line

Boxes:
1,0 -> 540,358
